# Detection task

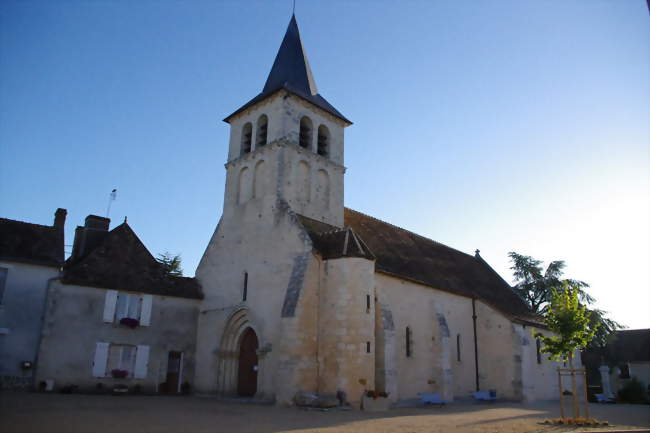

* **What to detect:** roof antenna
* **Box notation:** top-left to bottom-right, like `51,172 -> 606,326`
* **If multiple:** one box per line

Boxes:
106,189 -> 117,218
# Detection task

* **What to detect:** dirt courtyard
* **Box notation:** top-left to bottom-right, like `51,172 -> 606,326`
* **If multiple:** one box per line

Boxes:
1,392 -> 649,433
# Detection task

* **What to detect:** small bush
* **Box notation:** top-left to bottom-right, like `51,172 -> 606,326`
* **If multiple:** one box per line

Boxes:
365,390 -> 389,399
618,377 -> 647,404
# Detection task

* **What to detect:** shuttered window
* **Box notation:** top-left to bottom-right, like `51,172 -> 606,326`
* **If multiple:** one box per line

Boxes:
107,345 -> 136,377
92,343 -> 149,378
104,291 -> 152,326
116,293 -> 141,321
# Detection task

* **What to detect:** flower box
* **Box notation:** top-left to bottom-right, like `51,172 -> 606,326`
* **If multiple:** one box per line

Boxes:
111,369 -> 129,379
362,391 -> 391,412
119,317 -> 139,328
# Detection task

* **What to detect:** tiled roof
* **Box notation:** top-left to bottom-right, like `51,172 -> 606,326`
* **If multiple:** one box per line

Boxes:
297,216 -> 374,261
224,15 -> 350,124
0,218 -> 63,267
298,208 -> 542,326
606,329 -> 650,363
63,223 -> 202,300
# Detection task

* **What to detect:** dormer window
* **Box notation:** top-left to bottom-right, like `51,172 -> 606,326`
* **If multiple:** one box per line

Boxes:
317,125 -> 329,157
299,116 -> 312,149
241,122 -> 252,155
256,115 -> 268,147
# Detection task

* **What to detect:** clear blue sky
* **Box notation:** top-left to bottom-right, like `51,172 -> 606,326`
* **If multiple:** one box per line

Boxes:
1,1 -> 648,329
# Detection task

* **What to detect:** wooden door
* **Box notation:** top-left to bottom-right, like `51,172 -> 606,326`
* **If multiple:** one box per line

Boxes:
237,328 -> 259,396
166,351 -> 182,394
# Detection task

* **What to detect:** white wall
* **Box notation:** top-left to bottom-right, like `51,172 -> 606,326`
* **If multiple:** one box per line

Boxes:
0,261 -> 58,387
375,272 -> 563,402
36,282 -> 199,392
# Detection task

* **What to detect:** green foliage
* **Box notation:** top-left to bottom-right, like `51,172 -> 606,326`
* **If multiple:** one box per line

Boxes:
508,252 -> 592,314
618,377 -> 648,404
534,282 -> 598,365
587,308 -> 623,349
156,252 -> 183,277
509,252 -> 622,348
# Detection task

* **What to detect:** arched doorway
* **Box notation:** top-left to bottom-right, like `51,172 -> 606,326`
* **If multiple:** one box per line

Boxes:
237,328 -> 259,396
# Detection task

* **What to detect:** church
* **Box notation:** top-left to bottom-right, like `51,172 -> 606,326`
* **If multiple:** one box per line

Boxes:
193,15 -> 563,407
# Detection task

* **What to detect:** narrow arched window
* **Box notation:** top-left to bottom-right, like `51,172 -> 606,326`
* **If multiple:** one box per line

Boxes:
256,114 -> 268,147
457,334 -> 461,362
242,272 -> 248,302
241,123 -> 252,155
406,326 -> 412,358
536,338 -> 542,364
299,116 -> 312,149
317,125 -> 329,157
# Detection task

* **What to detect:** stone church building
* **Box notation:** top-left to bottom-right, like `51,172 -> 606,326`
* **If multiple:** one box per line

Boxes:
193,16 -> 563,407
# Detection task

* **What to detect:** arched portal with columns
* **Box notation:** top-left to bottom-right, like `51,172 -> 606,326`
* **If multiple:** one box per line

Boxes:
215,307 -> 266,397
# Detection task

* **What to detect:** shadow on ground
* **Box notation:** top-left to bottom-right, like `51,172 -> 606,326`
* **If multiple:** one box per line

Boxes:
1,392 -> 649,433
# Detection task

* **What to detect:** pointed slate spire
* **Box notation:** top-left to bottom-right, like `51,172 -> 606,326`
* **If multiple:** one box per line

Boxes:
224,15 -> 350,124
263,15 -> 317,96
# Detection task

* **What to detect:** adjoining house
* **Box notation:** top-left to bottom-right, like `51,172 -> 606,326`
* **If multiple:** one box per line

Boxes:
35,215 -> 202,393
193,15 -> 567,407
0,209 -> 66,389
584,329 -> 650,397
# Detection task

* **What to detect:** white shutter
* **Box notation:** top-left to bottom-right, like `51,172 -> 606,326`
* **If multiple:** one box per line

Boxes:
134,345 -> 150,379
115,292 -> 128,320
92,342 -> 110,377
103,290 -> 118,323
140,295 -> 153,326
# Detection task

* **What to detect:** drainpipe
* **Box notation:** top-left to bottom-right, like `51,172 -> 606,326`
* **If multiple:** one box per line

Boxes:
472,298 -> 479,392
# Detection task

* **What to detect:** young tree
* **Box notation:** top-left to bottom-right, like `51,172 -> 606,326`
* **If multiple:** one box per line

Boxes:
535,282 -> 598,419
156,252 -> 183,277
534,282 -> 598,367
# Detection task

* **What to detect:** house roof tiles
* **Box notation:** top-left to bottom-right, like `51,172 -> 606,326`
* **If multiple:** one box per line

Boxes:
0,218 -> 63,267
63,223 -> 202,300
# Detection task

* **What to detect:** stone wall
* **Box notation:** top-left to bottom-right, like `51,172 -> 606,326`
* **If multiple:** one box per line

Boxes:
375,272 -> 563,402
223,92 -> 346,227
317,257 -> 375,407
194,195 -> 318,403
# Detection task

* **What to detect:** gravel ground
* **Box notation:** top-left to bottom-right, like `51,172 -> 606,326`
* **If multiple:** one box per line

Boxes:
1,392 -> 649,433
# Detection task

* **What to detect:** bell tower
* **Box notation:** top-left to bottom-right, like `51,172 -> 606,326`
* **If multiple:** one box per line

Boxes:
221,15 -> 351,227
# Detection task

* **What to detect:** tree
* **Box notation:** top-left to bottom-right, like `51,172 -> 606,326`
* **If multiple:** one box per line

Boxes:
156,252 -> 183,277
534,282 -> 598,367
509,252 -> 621,347
534,282 -> 598,420
508,252 -> 592,314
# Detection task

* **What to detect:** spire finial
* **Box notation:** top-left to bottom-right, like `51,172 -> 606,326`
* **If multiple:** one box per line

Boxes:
292,0 -> 296,15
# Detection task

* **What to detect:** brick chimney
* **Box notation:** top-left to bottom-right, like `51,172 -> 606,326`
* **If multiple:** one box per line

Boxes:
71,215 -> 110,260
54,208 -> 67,231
